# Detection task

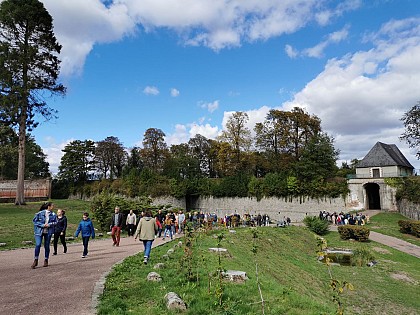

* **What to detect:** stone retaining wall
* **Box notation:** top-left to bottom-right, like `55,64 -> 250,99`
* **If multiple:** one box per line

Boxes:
397,199 -> 420,220
153,195 -> 347,222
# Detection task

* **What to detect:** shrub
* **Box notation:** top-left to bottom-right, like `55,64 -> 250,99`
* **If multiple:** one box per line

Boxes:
398,220 -> 420,238
303,216 -> 330,235
351,246 -> 375,266
338,225 -> 370,242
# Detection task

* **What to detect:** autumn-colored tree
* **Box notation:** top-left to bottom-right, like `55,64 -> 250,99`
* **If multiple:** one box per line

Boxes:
218,111 -> 252,170
188,134 -> 215,177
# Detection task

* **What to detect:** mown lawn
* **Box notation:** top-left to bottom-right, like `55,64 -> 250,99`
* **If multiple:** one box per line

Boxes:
97,226 -> 420,315
0,199 -> 92,250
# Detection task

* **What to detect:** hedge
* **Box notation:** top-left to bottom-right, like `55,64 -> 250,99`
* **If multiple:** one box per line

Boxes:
398,220 -> 420,238
338,225 -> 370,242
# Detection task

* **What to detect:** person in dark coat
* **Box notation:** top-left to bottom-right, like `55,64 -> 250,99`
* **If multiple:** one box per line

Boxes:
53,209 -> 67,255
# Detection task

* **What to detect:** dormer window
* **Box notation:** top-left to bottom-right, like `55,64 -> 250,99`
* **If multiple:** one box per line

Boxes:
371,168 -> 381,178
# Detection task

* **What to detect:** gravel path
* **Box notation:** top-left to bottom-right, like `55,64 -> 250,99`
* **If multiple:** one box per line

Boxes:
0,235 -> 176,315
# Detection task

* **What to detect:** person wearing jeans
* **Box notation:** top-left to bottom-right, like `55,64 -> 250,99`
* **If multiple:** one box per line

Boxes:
134,210 -> 158,265
111,206 -> 124,246
31,202 -> 57,269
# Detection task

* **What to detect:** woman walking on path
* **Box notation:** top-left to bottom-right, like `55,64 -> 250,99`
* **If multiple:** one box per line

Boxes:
134,210 -> 158,265
31,202 -> 57,269
53,209 -> 67,255
74,212 -> 95,258
162,214 -> 174,240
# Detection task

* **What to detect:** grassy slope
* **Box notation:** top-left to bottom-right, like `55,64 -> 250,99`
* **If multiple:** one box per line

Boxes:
98,226 -> 420,315
0,199 -> 91,250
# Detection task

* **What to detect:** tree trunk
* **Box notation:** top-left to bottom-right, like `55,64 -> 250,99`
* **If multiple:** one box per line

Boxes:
15,113 -> 26,205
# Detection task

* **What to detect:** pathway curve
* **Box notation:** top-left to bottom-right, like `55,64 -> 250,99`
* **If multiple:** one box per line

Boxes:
0,235 -> 177,315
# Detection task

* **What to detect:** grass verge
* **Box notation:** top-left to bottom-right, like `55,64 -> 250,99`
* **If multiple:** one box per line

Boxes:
97,226 -> 420,315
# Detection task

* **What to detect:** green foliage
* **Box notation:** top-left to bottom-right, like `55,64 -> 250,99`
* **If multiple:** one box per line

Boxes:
400,101 -> 420,159
351,246 -> 375,267
338,225 -> 370,242
395,177 -> 420,203
398,220 -> 420,238
90,192 -> 153,231
303,216 -> 330,235
212,173 -> 250,197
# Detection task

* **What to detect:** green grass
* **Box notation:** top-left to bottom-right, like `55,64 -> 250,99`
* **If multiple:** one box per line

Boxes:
97,226 -> 420,315
0,199 -> 92,250
368,213 -> 420,247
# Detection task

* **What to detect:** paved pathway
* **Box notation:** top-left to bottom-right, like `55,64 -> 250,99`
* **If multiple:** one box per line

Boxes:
0,235 -> 178,315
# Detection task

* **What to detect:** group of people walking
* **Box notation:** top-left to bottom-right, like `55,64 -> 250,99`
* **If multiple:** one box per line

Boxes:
30,204 -> 163,269
31,202 -> 95,268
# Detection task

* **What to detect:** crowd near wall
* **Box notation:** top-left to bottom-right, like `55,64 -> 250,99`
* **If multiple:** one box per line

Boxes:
153,196 -> 347,223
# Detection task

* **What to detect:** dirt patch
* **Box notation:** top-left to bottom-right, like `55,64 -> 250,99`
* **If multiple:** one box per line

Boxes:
373,247 -> 391,254
390,272 -> 418,285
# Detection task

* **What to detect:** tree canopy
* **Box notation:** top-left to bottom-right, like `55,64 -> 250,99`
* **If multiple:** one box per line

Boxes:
400,101 -> 420,159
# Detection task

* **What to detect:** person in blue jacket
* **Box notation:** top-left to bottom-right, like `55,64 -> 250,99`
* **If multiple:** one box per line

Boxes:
75,212 -> 95,258
31,202 -> 57,269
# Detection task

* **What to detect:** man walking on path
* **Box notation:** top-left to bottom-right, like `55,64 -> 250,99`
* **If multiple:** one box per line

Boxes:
111,206 -> 124,246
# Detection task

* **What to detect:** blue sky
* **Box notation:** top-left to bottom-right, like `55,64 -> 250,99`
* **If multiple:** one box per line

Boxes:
30,0 -> 420,173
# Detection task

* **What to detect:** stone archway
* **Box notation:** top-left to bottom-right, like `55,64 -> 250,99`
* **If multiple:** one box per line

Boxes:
364,183 -> 381,210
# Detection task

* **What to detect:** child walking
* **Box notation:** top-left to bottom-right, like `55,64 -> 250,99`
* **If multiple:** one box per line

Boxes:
75,212 -> 95,258
162,214 -> 173,240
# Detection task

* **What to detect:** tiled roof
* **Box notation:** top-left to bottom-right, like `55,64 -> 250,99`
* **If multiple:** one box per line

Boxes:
357,142 -> 414,168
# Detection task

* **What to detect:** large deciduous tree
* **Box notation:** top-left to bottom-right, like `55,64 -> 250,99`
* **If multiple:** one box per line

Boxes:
0,0 -> 65,204
218,111 -> 251,170
400,102 -> 420,159
140,128 -> 169,172
95,136 -> 127,179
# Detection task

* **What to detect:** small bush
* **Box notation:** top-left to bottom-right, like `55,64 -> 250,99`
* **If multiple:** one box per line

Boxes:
303,216 -> 330,235
338,225 -> 370,242
352,246 -> 375,266
398,220 -> 420,238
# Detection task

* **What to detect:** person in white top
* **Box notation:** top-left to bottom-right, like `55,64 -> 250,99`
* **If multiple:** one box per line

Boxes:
126,210 -> 137,237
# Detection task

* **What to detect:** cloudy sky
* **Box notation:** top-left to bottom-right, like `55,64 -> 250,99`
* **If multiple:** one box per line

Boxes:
27,0 -> 420,173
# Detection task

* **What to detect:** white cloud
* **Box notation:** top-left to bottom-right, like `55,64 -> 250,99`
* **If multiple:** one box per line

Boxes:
41,137 -> 74,175
288,25 -> 350,58
283,17 -> 420,166
40,0 -> 361,76
143,86 -> 160,95
165,122 -> 220,146
200,100 -> 219,113
165,124 -> 189,146
285,44 -> 298,58
43,0 -> 136,76
170,88 -> 180,97
189,123 -> 220,139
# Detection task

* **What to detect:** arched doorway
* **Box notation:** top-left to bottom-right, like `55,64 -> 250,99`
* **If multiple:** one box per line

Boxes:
364,183 -> 381,210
